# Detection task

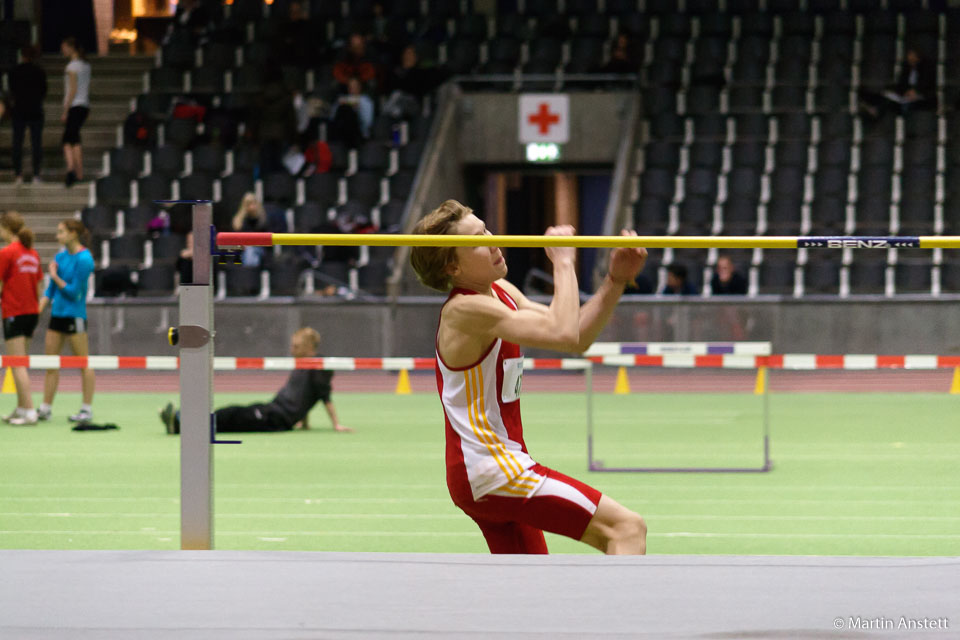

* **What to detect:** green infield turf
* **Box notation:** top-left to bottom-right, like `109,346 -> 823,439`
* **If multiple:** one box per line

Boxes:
1,391 -> 957,555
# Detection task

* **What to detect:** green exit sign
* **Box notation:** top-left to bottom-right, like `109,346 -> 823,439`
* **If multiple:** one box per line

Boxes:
526,143 -> 561,162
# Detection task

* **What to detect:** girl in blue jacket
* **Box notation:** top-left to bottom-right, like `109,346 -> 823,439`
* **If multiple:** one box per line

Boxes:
37,219 -> 96,423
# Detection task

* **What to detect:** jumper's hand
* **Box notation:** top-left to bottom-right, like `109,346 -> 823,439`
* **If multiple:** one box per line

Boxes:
333,423 -> 354,433
607,230 -> 648,286
544,225 -> 576,266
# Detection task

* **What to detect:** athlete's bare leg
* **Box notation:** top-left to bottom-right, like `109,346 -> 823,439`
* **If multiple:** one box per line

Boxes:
43,330 -> 66,405
579,495 -> 647,555
5,336 -> 33,409
68,332 -> 94,405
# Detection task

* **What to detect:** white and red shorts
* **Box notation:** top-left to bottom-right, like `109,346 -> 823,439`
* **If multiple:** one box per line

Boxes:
450,463 -> 603,554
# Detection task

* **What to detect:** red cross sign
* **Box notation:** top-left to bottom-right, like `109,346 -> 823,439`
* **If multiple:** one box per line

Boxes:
518,94 -> 569,143
528,103 -> 560,134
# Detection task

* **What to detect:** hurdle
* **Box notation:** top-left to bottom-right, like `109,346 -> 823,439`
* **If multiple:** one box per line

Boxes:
584,342 -> 773,473
167,209 -> 960,549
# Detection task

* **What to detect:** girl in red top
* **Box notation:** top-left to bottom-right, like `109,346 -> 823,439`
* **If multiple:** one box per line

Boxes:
0,212 -> 43,425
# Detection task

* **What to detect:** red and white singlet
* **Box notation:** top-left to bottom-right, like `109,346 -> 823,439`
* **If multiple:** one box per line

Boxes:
436,283 -> 540,503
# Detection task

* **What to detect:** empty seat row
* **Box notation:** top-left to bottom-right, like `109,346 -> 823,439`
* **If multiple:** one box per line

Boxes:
94,169 -> 414,211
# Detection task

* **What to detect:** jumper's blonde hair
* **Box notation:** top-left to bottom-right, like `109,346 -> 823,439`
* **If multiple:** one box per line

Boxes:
409,199 -> 473,292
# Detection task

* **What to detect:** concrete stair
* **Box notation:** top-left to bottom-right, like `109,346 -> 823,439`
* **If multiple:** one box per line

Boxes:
0,183 -> 93,263
0,55 -> 155,263
0,55 -> 154,179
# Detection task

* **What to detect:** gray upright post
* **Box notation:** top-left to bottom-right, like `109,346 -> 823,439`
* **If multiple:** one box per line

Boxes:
180,203 -> 214,549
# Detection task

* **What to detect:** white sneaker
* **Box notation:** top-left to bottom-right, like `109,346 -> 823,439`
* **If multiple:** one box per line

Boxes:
13,176 -> 23,186
3,408 -> 24,423
37,406 -> 52,421
31,175 -> 43,184
69,408 -> 93,423
8,410 -> 38,426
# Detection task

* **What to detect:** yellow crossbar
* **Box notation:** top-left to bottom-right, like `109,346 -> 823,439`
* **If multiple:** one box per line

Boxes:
220,233 -> 960,250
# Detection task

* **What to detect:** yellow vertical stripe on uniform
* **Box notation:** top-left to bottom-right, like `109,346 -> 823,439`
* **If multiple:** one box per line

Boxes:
463,369 -> 514,480
471,366 -> 524,477
476,364 -> 524,476
466,368 -> 507,455
471,365 -> 523,477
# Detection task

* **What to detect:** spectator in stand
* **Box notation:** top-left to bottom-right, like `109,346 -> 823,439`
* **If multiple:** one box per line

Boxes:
384,45 -> 439,120
710,255 -> 748,295
61,37 -> 92,188
333,32 -> 379,92
660,263 -> 698,295
9,45 -> 47,185
293,91 -> 328,148
233,193 -> 268,267
602,34 -> 641,74
861,48 -> 937,119
330,77 -> 375,148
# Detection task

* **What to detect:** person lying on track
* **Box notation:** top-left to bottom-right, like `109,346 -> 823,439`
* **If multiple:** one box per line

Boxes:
410,199 -> 648,555
160,327 -> 351,434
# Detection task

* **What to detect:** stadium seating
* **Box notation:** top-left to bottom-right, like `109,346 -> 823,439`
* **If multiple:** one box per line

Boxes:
77,0 -> 956,299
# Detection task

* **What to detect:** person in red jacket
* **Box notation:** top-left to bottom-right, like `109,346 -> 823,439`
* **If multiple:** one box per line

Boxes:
0,211 -> 43,425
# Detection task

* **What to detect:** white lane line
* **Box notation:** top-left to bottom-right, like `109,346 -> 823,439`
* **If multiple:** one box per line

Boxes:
2,512 -> 960,522
3,483 -> 960,491
0,530 -> 958,540
656,532 -> 960,540
2,496 -> 959,505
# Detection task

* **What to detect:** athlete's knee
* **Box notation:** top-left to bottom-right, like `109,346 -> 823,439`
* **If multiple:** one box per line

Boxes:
615,512 -> 646,540
608,512 -> 646,551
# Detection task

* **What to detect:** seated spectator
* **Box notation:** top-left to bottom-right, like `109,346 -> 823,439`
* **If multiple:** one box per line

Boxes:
384,45 -> 441,120
293,90 -> 329,147
602,34 -> 641,74
329,77 -> 374,148
333,33 -> 379,92
861,48 -> 936,118
233,193 -> 268,267
661,263 -> 698,295
710,255 -> 748,295
233,192 -> 267,231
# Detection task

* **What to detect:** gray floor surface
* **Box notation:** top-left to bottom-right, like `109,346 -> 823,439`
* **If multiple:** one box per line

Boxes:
1,551 -> 957,639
